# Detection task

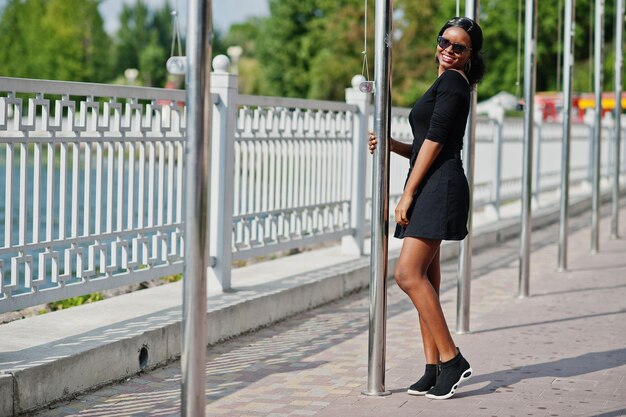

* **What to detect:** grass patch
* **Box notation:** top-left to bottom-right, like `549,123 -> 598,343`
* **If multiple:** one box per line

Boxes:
45,292 -> 104,312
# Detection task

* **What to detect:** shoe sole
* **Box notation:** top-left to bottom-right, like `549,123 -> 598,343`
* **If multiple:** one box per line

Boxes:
425,368 -> 473,400
407,388 -> 429,396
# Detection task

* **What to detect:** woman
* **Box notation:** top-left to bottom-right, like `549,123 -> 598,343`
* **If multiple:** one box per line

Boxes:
369,17 -> 485,400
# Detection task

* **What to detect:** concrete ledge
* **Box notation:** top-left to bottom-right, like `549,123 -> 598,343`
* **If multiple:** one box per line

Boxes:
0,191 -> 617,416
0,374 -> 12,417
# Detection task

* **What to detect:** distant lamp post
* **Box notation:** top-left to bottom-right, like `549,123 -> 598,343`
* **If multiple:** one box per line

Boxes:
167,56 -> 187,76
226,45 -> 243,74
124,68 -> 139,85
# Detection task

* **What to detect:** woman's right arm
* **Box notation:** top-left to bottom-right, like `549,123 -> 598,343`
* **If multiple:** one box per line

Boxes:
390,138 -> 412,159
368,132 -> 412,159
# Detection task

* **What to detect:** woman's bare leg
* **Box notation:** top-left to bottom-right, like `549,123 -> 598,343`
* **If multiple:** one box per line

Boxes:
395,237 -> 456,362
420,246 -> 441,365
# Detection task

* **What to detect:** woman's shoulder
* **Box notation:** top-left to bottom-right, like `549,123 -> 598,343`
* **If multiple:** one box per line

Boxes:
438,69 -> 470,90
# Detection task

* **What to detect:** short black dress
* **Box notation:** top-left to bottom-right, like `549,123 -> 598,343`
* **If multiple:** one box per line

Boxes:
394,70 -> 471,241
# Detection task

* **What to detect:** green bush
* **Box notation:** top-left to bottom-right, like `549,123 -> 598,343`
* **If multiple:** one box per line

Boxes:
46,292 -> 104,312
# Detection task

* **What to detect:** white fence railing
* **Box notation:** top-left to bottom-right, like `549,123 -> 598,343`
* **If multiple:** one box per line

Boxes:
1,74 -> 624,313
231,95 -> 356,260
0,78 -> 189,312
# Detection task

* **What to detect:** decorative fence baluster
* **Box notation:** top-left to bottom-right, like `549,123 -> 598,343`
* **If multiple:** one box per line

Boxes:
0,79 -> 187,312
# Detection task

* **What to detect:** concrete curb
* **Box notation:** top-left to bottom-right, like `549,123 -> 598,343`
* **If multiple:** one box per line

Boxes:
0,192 -> 614,416
0,374 -> 12,417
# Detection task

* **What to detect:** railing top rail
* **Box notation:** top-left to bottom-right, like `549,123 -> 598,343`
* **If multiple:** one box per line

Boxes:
237,94 -> 358,113
0,76 -> 187,102
391,106 -> 410,117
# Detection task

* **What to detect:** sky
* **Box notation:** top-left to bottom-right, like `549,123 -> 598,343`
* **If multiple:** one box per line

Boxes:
0,0 -> 269,34
99,0 -> 269,34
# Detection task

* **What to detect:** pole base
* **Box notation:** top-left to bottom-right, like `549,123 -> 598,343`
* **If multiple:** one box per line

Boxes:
361,390 -> 392,397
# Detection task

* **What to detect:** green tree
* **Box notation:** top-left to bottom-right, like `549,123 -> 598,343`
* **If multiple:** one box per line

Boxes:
0,0 -> 46,78
241,0 -> 458,103
222,20 -> 264,94
479,0 -> 523,98
113,0 -> 179,87
0,0 -> 110,82
41,0 -> 111,82
255,0 -> 361,99
307,2 -> 371,101
139,37 -> 167,87
391,0 -> 457,106
114,1 -> 151,80
221,0 -> 620,102
479,0 -> 619,97
223,19 -> 263,57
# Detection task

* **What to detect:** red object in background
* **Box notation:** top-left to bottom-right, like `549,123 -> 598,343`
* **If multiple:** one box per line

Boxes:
533,91 -> 626,123
157,78 -> 185,107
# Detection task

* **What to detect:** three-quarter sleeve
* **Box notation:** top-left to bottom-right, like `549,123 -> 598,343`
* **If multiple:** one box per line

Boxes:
425,71 -> 470,145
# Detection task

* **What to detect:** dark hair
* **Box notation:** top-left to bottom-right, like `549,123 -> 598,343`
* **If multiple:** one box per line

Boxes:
437,17 -> 485,85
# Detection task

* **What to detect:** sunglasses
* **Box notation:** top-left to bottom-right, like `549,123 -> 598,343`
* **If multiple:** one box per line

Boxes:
437,36 -> 471,55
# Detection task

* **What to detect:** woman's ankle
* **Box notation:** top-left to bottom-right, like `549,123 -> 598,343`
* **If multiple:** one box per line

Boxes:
439,347 -> 461,363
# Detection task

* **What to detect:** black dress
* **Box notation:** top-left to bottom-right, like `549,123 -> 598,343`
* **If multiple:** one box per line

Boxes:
394,70 -> 471,241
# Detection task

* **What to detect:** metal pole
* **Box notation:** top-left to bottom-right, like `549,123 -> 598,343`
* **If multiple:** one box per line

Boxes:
533,122 -> 542,206
519,0 -> 537,298
557,0 -> 563,92
457,0 -> 480,334
494,117 -> 503,216
363,0 -> 392,397
558,0 -> 576,272
591,0 -> 604,253
181,0 -> 211,414
610,0 -> 624,239
489,114 -> 504,218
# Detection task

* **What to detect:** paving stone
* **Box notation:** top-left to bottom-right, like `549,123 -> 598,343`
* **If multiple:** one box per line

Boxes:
28,205 -> 626,417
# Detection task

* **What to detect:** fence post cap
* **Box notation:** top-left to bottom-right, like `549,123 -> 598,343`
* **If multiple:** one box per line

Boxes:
351,75 -> 366,89
212,55 -> 231,73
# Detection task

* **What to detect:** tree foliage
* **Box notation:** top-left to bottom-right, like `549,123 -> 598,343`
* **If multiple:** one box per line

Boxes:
0,0 -> 622,99
114,0 -> 175,87
226,0 -> 622,104
480,0 -> 623,98
254,0 -> 349,99
0,0 -> 177,86
391,0 -> 457,106
0,0 -> 110,82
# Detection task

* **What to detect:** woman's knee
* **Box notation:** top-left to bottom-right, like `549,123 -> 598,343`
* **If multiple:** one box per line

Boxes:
394,265 -> 422,291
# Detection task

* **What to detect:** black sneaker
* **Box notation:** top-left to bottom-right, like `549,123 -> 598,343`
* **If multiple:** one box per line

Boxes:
425,350 -> 472,400
407,364 -> 439,395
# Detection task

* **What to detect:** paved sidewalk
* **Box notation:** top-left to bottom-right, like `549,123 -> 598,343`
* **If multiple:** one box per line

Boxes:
33,206 -> 626,417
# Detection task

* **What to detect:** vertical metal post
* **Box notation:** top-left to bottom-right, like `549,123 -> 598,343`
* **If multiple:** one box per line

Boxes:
608,124 -> 615,178
532,121 -> 542,206
457,0 -> 480,334
587,123 -> 595,183
488,112 -> 504,219
343,75 -> 371,256
519,0 -> 537,298
181,0 -> 211,414
364,0 -> 392,397
591,0 -> 604,253
610,0 -> 624,239
558,0 -> 576,272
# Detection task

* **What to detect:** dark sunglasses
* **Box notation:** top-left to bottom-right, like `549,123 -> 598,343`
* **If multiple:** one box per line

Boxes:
437,36 -> 471,55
